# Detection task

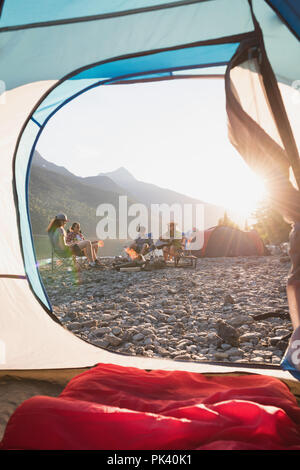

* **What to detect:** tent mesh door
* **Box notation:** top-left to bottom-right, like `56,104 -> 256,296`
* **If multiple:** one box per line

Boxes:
225,39 -> 300,224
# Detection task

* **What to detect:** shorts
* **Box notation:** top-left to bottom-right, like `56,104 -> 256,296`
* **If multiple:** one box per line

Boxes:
70,244 -> 83,256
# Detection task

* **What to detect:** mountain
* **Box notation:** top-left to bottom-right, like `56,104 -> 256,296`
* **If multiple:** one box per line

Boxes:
30,151 -> 228,243
32,153 -> 136,200
101,168 -> 226,229
100,167 -> 137,186
32,151 -> 75,179
29,151 -> 137,239
79,173 -> 132,197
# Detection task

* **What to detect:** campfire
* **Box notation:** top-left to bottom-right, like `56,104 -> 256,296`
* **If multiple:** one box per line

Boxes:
113,247 -> 147,271
125,247 -> 140,260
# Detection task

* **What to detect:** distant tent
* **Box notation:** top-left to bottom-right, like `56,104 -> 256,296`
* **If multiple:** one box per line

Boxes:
198,226 -> 266,258
0,0 -> 299,385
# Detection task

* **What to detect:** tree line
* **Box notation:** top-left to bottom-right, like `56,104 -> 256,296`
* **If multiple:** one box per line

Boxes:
217,202 -> 291,245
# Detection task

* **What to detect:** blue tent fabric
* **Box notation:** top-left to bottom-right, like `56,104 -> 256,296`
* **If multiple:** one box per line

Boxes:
14,121 -> 52,310
266,0 -> 300,39
0,1 -> 298,91
0,0 -> 254,90
32,42 -> 239,126
1,0 -> 299,39
0,1 -> 211,27
252,0 -> 300,86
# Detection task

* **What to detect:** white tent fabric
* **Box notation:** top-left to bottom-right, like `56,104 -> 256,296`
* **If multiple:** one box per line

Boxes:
0,81 -> 55,276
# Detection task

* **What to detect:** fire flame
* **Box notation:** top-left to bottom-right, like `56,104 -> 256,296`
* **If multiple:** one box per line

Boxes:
125,247 -> 139,260
98,240 -> 104,247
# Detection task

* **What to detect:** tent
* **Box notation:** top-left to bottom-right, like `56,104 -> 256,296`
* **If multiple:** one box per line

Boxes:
1,0 -> 300,447
196,225 -> 266,257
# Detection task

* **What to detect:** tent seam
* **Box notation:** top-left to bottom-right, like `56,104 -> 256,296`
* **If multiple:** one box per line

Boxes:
0,275 -> 27,279
0,0 -> 227,32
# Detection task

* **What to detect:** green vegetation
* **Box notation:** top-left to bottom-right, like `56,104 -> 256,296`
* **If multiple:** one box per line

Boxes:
28,161 -> 140,259
28,164 -> 136,240
217,211 -> 240,230
217,204 -> 291,246
251,202 -> 291,244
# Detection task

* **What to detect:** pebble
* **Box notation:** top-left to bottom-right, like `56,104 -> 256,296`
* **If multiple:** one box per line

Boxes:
217,320 -> 239,346
133,333 -> 145,342
44,255 -> 291,365
94,327 -> 111,336
239,333 -> 260,344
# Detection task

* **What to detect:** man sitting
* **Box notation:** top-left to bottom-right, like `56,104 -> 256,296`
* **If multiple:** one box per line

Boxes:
128,225 -> 154,257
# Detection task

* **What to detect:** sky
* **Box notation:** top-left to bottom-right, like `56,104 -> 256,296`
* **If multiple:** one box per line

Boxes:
36,78 -> 267,223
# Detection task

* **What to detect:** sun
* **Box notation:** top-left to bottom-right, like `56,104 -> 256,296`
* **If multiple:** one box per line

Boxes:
222,169 -> 268,220
195,154 -> 269,224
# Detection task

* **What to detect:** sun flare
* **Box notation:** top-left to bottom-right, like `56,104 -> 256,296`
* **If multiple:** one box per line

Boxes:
221,170 -> 268,220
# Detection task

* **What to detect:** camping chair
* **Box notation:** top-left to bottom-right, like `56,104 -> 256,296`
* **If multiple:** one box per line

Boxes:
154,237 -> 197,268
174,237 -> 198,268
48,234 -> 86,273
143,239 -> 168,262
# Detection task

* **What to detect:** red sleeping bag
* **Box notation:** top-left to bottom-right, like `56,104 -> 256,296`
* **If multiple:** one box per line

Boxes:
1,363 -> 300,450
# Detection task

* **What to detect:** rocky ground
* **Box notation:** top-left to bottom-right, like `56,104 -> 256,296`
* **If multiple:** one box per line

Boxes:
39,254 -> 293,365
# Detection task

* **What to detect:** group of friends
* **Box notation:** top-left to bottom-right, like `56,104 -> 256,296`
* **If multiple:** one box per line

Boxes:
128,222 -> 196,262
47,214 -> 195,268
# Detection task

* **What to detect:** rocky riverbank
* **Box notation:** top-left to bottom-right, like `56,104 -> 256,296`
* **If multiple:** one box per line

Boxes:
39,254 -> 292,365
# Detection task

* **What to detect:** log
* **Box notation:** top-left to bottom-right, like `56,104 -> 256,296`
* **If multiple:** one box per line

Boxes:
252,309 -> 290,321
119,267 -> 141,272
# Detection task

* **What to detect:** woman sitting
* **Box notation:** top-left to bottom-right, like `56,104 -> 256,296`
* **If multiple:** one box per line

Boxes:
67,222 -> 102,265
47,214 -> 98,268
